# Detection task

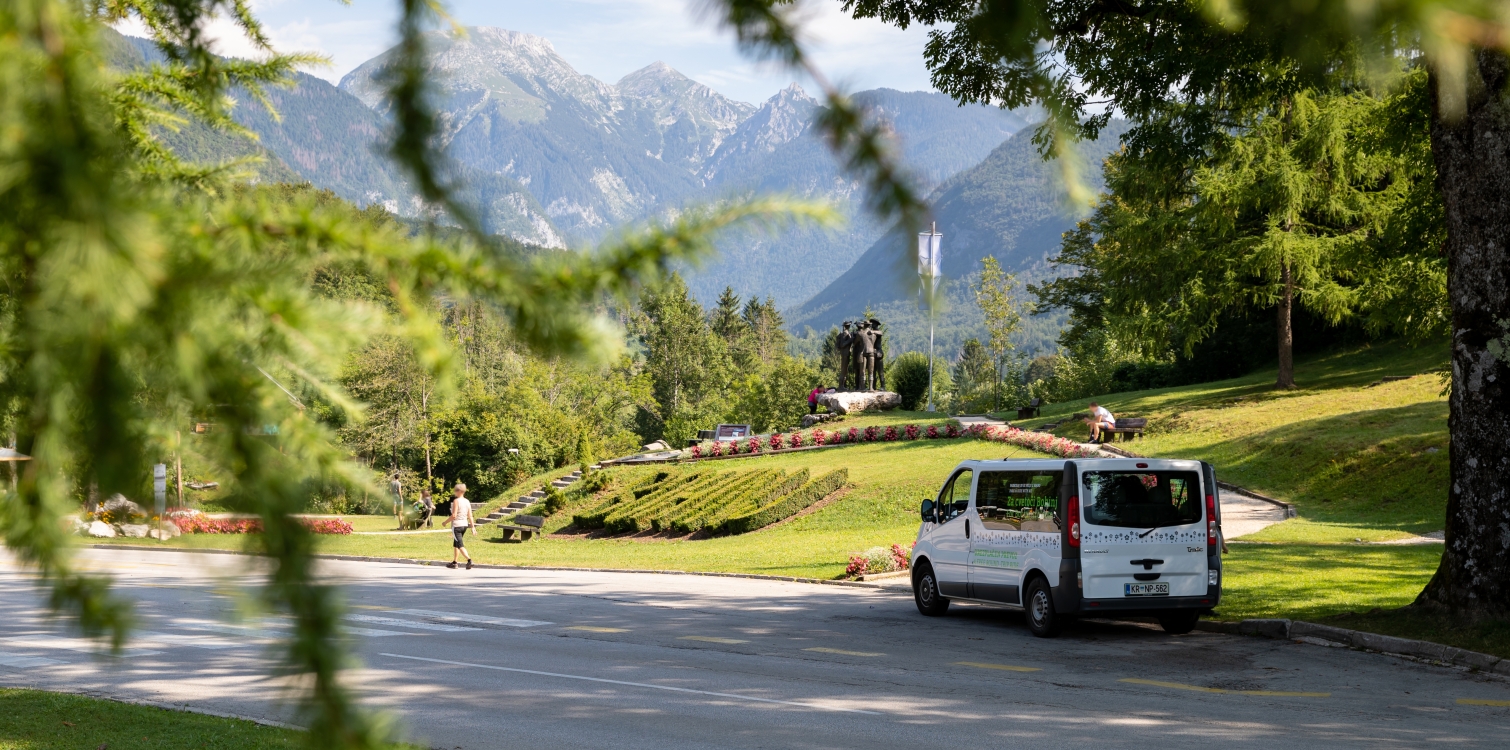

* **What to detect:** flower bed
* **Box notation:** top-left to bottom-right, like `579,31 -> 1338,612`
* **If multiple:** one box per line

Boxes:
172,516 -> 354,535
686,421 -> 1095,461
846,542 -> 915,578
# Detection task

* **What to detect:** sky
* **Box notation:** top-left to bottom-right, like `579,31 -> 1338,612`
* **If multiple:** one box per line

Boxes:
147,0 -> 940,105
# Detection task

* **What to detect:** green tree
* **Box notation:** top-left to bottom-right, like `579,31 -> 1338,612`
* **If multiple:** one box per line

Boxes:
888,351 -> 954,411
971,256 -> 1023,410
952,338 -> 996,413
635,275 -> 731,444
741,295 -> 789,368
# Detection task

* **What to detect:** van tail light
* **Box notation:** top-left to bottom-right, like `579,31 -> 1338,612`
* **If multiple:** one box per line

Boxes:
1206,494 -> 1217,547
1067,496 -> 1080,547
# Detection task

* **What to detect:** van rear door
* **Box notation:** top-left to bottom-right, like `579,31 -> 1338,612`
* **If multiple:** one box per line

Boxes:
1076,468 -> 1208,599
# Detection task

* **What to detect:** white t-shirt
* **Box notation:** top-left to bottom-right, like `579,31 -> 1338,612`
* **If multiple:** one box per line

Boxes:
451,497 -> 472,528
1091,406 -> 1114,424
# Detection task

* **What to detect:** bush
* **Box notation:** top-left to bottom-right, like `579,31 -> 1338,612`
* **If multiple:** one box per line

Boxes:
720,468 -> 847,535
540,484 -> 566,517
887,351 -> 954,410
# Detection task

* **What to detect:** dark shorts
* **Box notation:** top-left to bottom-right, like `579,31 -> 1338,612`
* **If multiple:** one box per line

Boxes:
453,526 -> 469,548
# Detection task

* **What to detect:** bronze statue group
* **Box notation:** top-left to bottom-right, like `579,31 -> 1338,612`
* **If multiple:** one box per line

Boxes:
835,319 -> 886,391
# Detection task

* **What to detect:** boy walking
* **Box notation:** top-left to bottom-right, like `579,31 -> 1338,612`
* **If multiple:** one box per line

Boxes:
446,482 -> 475,570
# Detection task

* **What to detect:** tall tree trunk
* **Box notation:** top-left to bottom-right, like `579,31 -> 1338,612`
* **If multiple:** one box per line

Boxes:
1276,261 -> 1295,388
1417,53 -> 1510,618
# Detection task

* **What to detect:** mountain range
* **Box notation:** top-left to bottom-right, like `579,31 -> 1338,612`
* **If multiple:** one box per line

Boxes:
121,26 -> 1121,354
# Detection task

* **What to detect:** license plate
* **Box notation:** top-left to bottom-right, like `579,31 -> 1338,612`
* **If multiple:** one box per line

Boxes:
1125,582 -> 1169,597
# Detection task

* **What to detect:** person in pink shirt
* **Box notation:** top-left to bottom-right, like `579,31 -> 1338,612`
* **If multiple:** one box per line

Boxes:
808,384 -> 826,415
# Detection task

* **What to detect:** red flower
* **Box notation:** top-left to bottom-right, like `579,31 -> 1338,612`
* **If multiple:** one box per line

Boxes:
926,425 -> 940,439
770,433 -> 784,450
789,431 -> 804,448
904,424 -> 920,440
711,441 -> 723,457
845,555 -> 869,578
945,423 -> 960,438
747,439 -> 761,454
848,427 -> 860,443
691,444 -> 703,458
812,429 -> 826,445
884,426 -> 898,441
863,426 -> 878,442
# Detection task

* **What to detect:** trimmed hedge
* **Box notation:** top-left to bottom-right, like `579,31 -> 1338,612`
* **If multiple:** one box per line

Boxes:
661,470 -> 778,533
720,468 -> 848,535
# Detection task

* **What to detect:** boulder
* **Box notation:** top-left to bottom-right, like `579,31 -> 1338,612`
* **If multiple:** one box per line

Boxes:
816,391 -> 901,415
119,524 -> 150,538
147,521 -> 182,540
800,413 -> 837,428
642,440 -> 671,452
101,494 -> 145,518
87,520 -> 117,538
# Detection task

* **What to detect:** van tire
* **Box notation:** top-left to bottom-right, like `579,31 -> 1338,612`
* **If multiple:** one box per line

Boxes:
912,561 -> 950,617
1158,611 -> 1200,635
1024,577 -> 1062,637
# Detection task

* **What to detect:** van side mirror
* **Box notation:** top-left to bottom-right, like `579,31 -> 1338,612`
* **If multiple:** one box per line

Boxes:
920,499 -> 935,522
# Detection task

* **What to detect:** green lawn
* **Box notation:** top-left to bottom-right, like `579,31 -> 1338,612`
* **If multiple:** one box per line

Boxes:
0,688 -> 305,750
102,342 -> 1500,655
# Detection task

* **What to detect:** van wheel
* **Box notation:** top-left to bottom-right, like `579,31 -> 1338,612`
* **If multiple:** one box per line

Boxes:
1024,577 -> 1063,637
912,562 -> 950,617
1158,611 -> 1200,635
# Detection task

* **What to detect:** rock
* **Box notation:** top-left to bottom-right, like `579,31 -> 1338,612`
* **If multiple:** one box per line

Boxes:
87,520 -> 117,538
800,413 -> 837,428
642,440 -> 671,452
70,517 -> 90,535
119,524 -> 150,538
816,391 -> 901,415
147,521 -> 182,540
101,494 -> 145,517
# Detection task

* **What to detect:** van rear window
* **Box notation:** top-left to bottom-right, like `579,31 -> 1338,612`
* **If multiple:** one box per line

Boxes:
1081,470 -> 1201,529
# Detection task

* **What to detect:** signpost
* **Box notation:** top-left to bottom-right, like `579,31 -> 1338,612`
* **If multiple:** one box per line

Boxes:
153,463 -> 167,541
917,223 -> 943,412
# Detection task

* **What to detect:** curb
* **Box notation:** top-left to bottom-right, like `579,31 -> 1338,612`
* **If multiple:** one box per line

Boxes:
83,544 -> 908,591
1196,618 -> 1510,677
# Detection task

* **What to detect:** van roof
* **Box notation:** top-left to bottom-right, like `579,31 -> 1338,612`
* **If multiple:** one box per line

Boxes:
954,457 -> 1204,471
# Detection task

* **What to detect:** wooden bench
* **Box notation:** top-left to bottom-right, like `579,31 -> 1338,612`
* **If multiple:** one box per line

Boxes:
1103,417 -> 1147,442
1016,397 -> 1043,420
495,514 -> 544,541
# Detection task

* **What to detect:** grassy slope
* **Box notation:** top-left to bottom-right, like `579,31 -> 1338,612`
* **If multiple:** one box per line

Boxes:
114,438 -> 1006,579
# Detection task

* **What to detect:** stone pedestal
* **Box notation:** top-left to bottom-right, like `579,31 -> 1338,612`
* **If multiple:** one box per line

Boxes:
817,391 -> 901,415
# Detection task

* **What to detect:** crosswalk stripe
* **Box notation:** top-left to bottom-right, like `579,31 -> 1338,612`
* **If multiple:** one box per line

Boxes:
388,609 -> 551,628
347,614 -> 480,632
3,635 -> 162,658
0,650 -> 64,668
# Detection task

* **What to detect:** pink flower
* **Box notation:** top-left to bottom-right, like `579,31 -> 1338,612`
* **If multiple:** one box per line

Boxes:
904,424 -> 920,440
864,426 -> 879,442
884,426 -> 898,441
789,431 -> 804,448
926,425 -> 940,439
691,444 -> 703,458
845,555 -> 869,578
770,433 -> 785,450
812,429 -> 826,446
945,423 -> 960,438
747,439 -> 761,454
711,441 -> 723,457
848,427 -> 860,443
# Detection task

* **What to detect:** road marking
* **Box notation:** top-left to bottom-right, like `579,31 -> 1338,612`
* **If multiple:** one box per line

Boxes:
388,609 -> 551,628
679,636 -> 748,644
1457,698 -> 1510,707
218,618 -> 405,638
0,650 -> 64,668
346,614 -> 481,633
137,631 -> 248,650
804,647 -> 884,657
380,653 -> 879,715
955,661 -> 1040,672
1120,678 -> 1329,697
351,605 -> 393,611
568,626 -> 628,633
3,635 -> 162,658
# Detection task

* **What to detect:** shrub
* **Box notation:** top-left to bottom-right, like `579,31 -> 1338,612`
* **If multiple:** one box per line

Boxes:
926,425 -> 939,439
863,426 -> 878,442
720,468 -> 847,535
746,439 -> 760,454
812,429 -> 826,445
540,484 -> 566,516
883,426 -> 898,441
887,351 -> 955,410
945,423 -> 960,438
769,432 -> 784,450
788,431 -> 804,448
847,427 -> 859,443
904,424 -> 920,440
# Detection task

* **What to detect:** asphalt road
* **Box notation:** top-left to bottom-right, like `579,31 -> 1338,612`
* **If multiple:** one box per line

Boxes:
2,547 -> 1506,749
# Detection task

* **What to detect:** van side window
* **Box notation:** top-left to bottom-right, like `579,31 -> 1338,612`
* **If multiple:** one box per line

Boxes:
937,469 -> 973,522
975,471 -> 1062,531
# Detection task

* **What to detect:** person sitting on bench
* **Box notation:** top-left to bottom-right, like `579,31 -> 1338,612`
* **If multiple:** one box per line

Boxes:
1085,402 -> 1115,444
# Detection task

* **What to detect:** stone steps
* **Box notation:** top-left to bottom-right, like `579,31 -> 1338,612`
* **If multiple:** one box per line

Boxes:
476,470 -> 582,526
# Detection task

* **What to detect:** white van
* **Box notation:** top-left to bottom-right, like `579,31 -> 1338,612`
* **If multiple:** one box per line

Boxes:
910,457 -> 1222,636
